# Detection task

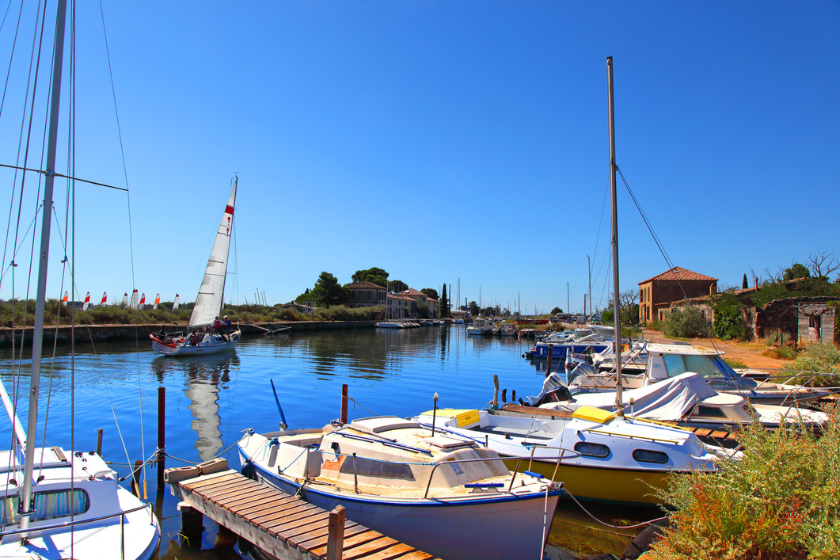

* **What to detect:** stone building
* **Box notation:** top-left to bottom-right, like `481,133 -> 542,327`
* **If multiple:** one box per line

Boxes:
346,281 -> 386,308
639,266 -> 718,324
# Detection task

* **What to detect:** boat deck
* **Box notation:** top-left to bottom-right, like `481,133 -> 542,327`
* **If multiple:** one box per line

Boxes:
176,468 -> 440,560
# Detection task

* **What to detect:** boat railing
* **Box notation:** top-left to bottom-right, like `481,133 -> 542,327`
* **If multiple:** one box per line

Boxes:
421,453 -> 569,499
307,444 -> 577,500
0,502 -> 155,560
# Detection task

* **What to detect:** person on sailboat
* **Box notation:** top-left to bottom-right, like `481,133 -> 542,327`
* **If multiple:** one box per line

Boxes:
189,331 -> 200,346
222,315 -> 232,341
213,316 -> 222,332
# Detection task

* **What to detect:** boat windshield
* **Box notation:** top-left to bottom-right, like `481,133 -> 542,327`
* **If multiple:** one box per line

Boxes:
662,354 -> 729,379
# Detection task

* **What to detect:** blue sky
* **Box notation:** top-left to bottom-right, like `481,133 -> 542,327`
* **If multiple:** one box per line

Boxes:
0,1 -> 838,314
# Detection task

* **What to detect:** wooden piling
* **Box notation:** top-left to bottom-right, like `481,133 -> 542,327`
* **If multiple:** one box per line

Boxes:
179,503 -> 204,542
545,344 -> 553,377
326,505 -> 346,560
340,384 -> 348,424
132,459 -> 143,497
95,428 -> 103,455
157,387 -> 166,488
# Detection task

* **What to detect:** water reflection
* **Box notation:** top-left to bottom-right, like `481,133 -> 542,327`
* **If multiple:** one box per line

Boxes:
151,353 -> 239,461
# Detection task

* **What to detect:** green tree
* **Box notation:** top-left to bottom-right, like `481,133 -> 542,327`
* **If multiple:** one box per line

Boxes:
312,272 -> 350,308
389,280 -> 408,293
468,301 -> 479,315
421,288 -> 439,301
551,307 -> 562,315
415,301 -> 430,318
441,284 -> 449,317
351,267 -> 389,287
742,274 -> 749,289
783,263 -> 810,281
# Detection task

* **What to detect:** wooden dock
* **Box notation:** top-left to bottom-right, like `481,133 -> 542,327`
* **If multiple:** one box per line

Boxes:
166,460 -> 439,560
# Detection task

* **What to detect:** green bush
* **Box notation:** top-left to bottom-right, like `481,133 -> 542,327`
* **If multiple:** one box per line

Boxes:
649,406 -> 840,560
764,329 -> 791,347
779,342 -> 840,387
662,305 -> 711,338
724,358 -> 747,369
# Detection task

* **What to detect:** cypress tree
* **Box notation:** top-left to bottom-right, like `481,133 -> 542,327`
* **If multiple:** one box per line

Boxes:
441,284 -> 448,317
742,273 -> 749,289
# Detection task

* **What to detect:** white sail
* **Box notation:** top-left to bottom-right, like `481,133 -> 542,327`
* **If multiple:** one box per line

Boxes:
172,294 -> 180,310
189,179 -> 237,328
120,292 -> 128,307
129,289 -> 139,309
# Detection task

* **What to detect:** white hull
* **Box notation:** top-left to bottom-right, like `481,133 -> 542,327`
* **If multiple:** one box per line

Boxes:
0,487 -> 159,560
152,331 -> 240,356
247,458 -> 558,560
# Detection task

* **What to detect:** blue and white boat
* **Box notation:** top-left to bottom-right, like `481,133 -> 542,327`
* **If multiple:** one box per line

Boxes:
526,326 -> 613,358
238,416 -> 562,560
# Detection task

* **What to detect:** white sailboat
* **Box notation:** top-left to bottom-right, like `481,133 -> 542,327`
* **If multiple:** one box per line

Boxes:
0,1 -> 160,556
151,180 -> 241,355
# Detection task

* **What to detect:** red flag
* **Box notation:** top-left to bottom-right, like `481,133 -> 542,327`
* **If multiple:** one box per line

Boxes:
101,292 -> 107,304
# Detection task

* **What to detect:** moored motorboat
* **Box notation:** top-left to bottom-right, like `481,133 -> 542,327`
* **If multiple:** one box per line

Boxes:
570,342 -> 833,406
238,416 -> 562,560
415,405 -> 724,506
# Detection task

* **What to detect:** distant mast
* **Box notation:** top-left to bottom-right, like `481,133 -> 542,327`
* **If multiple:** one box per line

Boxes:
607,56 -> 623,411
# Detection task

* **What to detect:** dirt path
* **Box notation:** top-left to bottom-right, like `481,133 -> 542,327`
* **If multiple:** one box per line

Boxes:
641,328 -> 789,370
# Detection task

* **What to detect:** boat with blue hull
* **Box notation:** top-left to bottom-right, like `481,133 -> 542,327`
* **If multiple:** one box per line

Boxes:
238,416 -> 562,560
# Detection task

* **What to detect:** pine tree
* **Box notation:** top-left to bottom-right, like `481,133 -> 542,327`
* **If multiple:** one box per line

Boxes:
742,273 -> 749,289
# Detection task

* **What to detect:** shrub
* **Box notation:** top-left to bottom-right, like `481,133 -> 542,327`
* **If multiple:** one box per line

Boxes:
779,342 -> 840,387
662,305 -> 711,338
648,406 -> 840,560
764,328 -> 791,347
649,319 -> 661,331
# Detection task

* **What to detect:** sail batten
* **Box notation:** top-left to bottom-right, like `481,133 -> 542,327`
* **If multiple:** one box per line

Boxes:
188,180 -> 237,328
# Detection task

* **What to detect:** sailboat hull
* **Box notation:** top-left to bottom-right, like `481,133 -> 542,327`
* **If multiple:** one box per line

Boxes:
151,332 -> 240,356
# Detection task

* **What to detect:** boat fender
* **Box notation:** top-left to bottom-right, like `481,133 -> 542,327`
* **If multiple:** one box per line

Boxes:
240,460 -> 256,481
267,439 -> 279,467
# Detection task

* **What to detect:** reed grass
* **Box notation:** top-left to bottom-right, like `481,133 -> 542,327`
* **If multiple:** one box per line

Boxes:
648,406 -> 840,560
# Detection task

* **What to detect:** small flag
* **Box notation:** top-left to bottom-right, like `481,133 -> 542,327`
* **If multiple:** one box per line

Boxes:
83,292 -> 91,311
153,293 -> 160,310
101,292 -> 107,305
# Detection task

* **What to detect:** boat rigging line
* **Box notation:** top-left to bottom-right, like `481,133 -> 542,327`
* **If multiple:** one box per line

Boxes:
0,163 -> 129,190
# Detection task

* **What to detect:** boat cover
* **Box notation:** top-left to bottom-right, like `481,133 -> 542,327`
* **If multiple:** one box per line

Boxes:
551,372 -> 718,421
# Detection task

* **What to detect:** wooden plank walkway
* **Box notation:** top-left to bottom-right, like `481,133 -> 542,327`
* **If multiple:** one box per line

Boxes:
175,468 -> 439,560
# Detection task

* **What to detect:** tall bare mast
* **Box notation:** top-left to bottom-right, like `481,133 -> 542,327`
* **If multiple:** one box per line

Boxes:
607,56 -> 623,411
20,0 -> 69,536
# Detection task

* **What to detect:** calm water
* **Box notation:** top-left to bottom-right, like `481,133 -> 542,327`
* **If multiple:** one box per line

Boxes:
0,325 -> 652,558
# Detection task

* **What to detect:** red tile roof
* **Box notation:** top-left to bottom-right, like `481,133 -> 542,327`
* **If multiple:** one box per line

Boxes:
347,281 -> 386,290
639,266 -> 718,284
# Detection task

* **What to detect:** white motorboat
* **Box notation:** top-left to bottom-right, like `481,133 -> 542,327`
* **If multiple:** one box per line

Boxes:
151,180 -> 241,356
415,405 -> 725,506
238,416 -> 562,560
375,321 -> 403,329
570,342 -> 833,406
539,372 -> 828,436
466,317 -> 493,336
0,3 -> 160,555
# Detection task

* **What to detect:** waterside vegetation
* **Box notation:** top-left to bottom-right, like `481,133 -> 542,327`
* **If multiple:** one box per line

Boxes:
648,405 -> 840,560
0,299 -> 384,326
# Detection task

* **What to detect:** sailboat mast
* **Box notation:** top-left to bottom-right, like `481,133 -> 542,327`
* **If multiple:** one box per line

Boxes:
20,0 -> 69,535
607,56 -> 623,411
